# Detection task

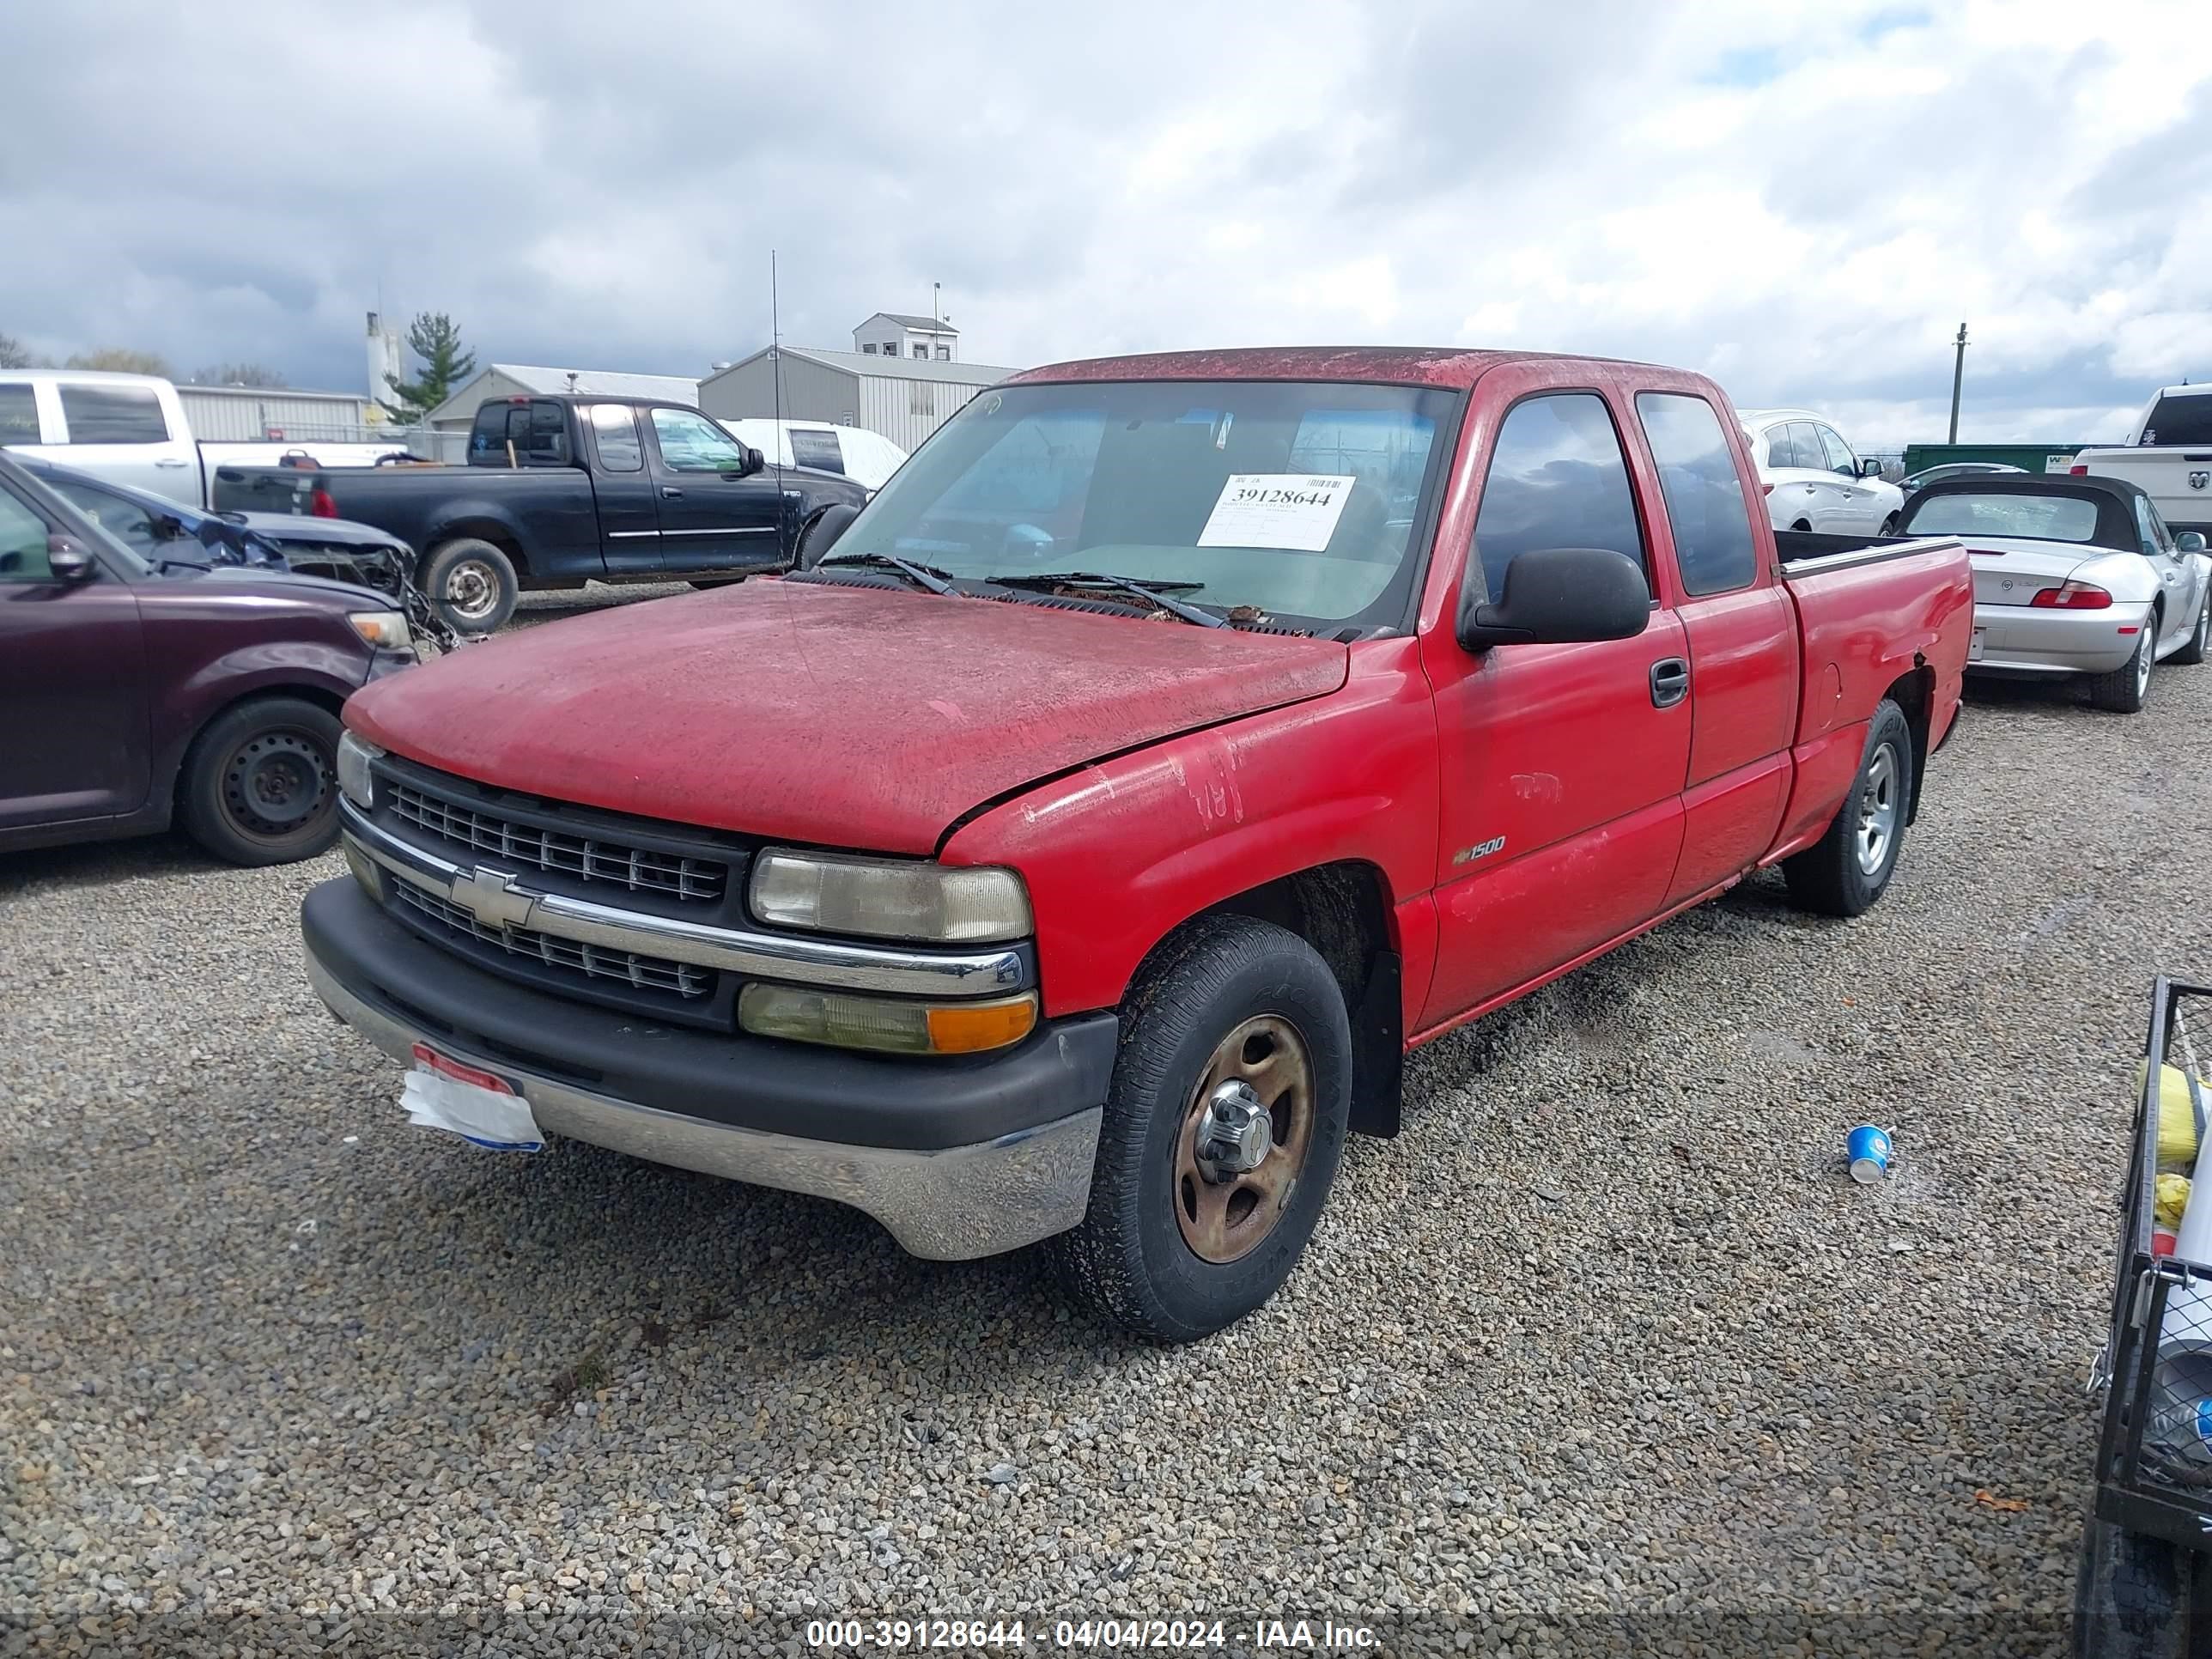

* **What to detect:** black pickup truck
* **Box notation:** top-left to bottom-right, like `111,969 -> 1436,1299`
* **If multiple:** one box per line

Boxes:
211,395 -> 870,633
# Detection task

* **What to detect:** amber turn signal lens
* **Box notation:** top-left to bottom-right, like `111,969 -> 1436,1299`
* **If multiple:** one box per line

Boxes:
925,996 -> 1038,1054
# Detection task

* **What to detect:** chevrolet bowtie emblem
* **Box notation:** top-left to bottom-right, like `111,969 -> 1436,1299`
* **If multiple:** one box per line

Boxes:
451,865 -> 537,930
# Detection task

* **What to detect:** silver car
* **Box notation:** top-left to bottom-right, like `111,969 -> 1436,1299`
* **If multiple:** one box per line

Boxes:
1898,474 -> 2211,714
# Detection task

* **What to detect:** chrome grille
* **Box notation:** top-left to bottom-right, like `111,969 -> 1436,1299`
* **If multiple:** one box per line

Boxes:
393,880 -> 713,1000
390,783 -> 726,902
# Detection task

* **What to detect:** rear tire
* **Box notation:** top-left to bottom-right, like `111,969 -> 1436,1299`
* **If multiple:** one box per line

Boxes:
2089,617 -> 2156,713
1046,915 -> 1352,1344
178,696 -> 343,866
421,538 -> 518,635
2170,589 -> 2209,666
795,504 -> 860,571
1879,513 -> 1899,535
1783,697 -> 1912,918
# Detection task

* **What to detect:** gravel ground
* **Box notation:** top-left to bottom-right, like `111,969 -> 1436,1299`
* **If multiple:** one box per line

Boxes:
2,642 -> 2201,1656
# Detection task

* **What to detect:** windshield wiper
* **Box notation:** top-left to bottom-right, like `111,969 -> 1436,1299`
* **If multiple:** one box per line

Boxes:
992,570 -> 1224,629
156,556 -> 214,574
813,551 -> 957,595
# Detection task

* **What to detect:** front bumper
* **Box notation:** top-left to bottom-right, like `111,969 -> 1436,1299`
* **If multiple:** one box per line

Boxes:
301,878 -> 1115,1260
1967,599 -> 2153,677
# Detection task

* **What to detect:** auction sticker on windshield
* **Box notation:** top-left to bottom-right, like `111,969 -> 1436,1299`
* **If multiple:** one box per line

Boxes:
1197,474 -> 1355,553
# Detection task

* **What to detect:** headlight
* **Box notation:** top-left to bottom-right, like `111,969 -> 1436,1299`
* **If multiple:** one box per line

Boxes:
336,730 -> 383,810
349,610 -> 412,651
750,851 -> 1031,943
738,986 -> 1036,1054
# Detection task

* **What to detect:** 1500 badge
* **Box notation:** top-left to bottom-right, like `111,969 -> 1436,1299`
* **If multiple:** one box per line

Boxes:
1452,836 -> 1507,866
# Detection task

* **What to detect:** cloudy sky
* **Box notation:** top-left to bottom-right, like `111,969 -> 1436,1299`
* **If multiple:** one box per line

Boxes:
3,0 -> 2208,447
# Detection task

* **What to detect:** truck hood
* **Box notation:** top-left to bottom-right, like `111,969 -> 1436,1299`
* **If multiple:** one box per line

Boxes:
345,580 -> 1350,854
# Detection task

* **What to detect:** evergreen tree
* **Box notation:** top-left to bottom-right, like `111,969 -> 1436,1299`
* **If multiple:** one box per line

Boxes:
378,313 -> 477,424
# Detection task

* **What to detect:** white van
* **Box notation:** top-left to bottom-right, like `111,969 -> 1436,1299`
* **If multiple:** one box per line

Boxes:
718,418 -> 907,492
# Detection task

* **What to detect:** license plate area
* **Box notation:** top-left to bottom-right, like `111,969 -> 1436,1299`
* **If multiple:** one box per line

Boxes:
1970,627 -> 1986,661
402,1042 -> 544,1152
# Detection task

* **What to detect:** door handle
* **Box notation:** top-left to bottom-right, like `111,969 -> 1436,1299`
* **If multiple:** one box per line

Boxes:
660,486 -> 684,500
155,457 -> 188,467
1650,657 -> 1689,708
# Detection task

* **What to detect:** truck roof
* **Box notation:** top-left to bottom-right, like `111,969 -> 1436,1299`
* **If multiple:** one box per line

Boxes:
1006,346 -> 1682,392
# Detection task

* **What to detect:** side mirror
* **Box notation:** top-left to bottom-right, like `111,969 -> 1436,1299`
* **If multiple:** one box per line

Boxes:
1858,457 -> 1885,479
2178,531 -> 2207,554
729,445 -> 764,477
1457,546 -> 1650,652
46,533 -> 96,583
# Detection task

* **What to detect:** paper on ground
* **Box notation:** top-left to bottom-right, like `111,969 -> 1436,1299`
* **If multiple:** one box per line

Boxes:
401,1067 -> 544,1152
1196,474 -> 1356,553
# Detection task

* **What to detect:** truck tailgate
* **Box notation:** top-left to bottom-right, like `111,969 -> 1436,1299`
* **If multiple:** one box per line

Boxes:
2071,449 -> 2212,532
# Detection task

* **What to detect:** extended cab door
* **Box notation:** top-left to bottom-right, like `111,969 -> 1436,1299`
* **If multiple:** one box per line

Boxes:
0,474 -> 149,828
641,406 -> 786,573
1418,374 -> 1691,1029
576,403 -> 665,578
1630,392 -> 1797,906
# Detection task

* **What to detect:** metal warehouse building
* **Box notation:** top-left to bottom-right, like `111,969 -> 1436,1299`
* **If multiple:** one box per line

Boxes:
176,383 -> 380,443
697,345 -> 1017,453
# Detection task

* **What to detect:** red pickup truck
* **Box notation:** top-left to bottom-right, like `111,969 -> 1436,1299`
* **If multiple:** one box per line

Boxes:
301,347 -> 1971,1341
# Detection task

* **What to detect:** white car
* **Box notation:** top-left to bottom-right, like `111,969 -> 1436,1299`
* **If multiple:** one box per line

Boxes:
1738,407 -> 1904,537
717,417 -> 907,491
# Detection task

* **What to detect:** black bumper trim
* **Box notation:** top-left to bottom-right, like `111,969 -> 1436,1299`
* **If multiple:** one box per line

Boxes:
301,878 -> 1117,1152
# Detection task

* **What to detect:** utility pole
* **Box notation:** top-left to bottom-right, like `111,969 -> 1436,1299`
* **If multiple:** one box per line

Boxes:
1947,321 -> 1968,444
933,281 -> 941,334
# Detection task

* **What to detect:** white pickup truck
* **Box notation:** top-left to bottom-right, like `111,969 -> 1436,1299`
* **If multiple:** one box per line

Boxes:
0,369 -> 409,511
2069,385 -> 2212,536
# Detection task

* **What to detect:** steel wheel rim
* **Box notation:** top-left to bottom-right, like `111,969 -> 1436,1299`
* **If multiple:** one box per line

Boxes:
2138,627 -> 2155,696
1856,741 -> 1899,876
443,558 -> 500,623
1173,1015 -> 1315,1264
222,729 -> 334,842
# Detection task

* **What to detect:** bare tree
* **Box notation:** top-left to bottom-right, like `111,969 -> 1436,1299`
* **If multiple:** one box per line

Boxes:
193,362 -> 289,388
65,347 -> 175,377
0,331 -> 35,369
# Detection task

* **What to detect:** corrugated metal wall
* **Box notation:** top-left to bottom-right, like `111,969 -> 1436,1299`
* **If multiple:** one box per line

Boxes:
701,358 -> 994,450
858,374 -> 991,451
179,387 -> 381,442
699,357 -> 859,430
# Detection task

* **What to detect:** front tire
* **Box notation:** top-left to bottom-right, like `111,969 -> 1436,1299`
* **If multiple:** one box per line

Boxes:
421,538 -> 518,635
1784,697 -> 1912,918
2089,617 -> 2156,713
1879,513 -> 1899,535
1047,915 -> 1352,1343
178,696 -> 343,866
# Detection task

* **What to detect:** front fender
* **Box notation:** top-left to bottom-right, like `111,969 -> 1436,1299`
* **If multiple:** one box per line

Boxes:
941,640 -> 1441,1020
152,645 -> 368,795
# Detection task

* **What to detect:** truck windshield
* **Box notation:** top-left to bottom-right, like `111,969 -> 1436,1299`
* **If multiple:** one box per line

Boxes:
830,380 -> 1460,629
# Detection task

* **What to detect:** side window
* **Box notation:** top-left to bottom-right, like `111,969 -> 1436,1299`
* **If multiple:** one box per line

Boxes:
587,404 -> 643,471
0,488 -> 55,582
57,384 -> 168,444
1472,392 -> 1648,601
1816,426 -> 1857,477
0,385 -> 40,442
1762,427 -> 1800,469
787,428 -> 844,472
2136,495 -> 2165,555
523,401 -> 570,465
648,407 -> 747,472
47,478 -> 158,555
1637,393 -> 1759,597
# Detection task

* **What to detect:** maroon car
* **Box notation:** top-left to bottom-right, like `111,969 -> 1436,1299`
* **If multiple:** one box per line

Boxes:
0,449 -> 417,864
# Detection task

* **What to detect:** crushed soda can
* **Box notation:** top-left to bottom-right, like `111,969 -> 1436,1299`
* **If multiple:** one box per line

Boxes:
1847,1124 -> 1893,1185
